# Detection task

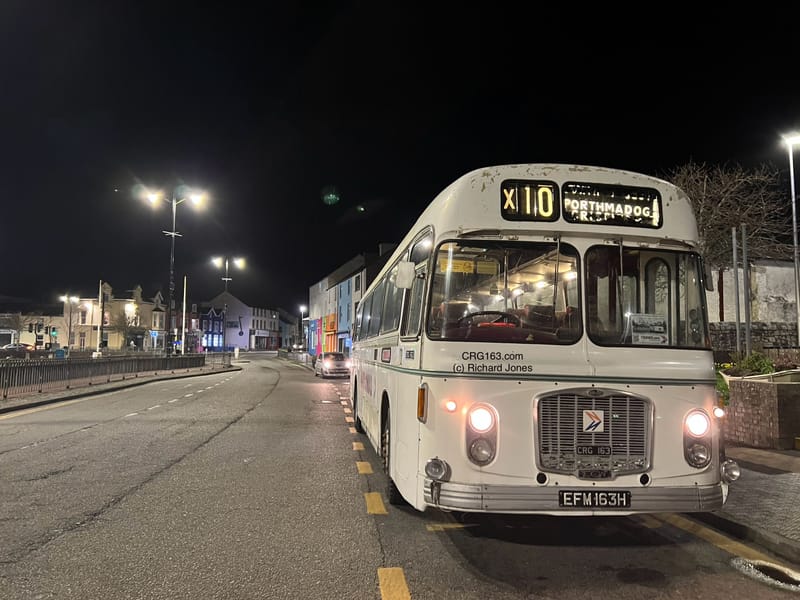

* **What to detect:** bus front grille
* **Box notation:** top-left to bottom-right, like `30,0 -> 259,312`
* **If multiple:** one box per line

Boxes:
537,391 -> 651,479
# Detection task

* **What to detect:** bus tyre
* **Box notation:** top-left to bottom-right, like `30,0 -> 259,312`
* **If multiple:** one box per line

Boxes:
353,383 -> 365,434
381,414 -> 405,506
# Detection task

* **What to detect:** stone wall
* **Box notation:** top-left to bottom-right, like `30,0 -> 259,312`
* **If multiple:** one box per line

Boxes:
724,379 -> 800,449
710,321 -> 797,353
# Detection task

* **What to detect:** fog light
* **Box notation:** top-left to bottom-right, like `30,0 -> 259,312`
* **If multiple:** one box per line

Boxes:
469,438 -> 495,465
425,458 -> 451,481
721,459 -> 741,482
687,442 -> 711,468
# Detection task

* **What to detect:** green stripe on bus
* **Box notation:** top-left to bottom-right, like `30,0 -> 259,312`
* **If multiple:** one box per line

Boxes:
353,361 -> 715,386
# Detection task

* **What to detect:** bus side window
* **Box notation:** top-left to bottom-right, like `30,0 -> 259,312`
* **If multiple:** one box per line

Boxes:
368,281 -> 387,337
401,232 -> 432,338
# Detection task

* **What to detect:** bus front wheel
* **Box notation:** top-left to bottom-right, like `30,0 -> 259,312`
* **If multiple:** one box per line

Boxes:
381,413 -> 404,506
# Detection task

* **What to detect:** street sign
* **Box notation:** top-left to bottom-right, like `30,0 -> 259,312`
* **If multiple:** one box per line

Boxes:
150,330 -> 158,339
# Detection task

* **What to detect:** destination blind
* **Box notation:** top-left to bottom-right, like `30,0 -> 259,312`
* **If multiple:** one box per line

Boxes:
500,180 -> 663,228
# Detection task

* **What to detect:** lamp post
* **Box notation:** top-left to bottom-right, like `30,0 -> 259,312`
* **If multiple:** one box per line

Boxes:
299,304 -> 306,349
59,294 -> 79,351
146,188 -> 206,354
783,133 -> 800,346
211,256 -> 245,352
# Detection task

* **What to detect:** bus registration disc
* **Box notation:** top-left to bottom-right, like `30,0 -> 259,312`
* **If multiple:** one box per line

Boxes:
558,490 -> 631,509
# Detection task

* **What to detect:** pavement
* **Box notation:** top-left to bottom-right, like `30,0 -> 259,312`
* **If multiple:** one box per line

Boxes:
2,359 -> 799,568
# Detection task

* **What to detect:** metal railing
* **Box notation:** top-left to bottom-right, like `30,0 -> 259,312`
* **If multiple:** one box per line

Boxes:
0,353 -> 231,399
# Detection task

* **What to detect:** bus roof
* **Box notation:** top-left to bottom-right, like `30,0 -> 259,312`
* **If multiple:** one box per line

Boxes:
366,164 -> 700,296
413,163 -> 697,245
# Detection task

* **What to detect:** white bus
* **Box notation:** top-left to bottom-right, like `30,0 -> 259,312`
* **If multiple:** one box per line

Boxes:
351,164 -> 740,515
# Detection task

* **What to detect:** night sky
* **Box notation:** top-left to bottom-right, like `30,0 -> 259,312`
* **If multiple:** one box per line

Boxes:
3,3 -> 800,313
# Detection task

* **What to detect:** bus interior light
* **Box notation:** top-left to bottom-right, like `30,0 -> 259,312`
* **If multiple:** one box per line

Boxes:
445,400 -> 457,413
713,406 -> 725,419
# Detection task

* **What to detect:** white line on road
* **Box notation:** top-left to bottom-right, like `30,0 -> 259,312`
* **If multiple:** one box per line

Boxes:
184,393 -> 193,397
168,399 -> 179,403
124,413 -> 138,417
147,405 -> 160,410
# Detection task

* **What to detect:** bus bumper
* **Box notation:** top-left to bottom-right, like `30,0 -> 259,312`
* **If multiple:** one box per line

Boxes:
423,478 -> 727,515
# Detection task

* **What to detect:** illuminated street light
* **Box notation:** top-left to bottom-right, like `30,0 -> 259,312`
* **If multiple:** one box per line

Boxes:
782,133 -> 800,345
211,256 -> 245,292
143,186 -> 207,353
211,256 -> 245,352
59,294 -> 79,351
299,304 -> 307,350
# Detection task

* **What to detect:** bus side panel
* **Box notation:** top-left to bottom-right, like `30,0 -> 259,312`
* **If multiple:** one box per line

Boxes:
355,345 -> 381,455
391,340 -> 422,508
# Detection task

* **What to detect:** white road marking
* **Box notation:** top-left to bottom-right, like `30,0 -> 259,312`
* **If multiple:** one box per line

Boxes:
147,405 -> 160,410
124,413 -> 138,417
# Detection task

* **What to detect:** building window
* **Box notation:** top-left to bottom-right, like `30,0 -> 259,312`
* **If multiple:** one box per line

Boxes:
355,274 -> 361,292
79,332 -> 86,350
80,311 -> 87,325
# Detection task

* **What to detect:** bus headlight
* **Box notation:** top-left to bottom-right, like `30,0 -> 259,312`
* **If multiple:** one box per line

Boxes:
468,406 -> 494,433
466,404 -> 497,466
469,438 -> 495,465
683,409 -> 712,469
685,411 -> 710,437
686,443 -> 711,468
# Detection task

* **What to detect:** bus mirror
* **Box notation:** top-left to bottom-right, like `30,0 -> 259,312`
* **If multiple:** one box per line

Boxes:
396,261 -> 415,289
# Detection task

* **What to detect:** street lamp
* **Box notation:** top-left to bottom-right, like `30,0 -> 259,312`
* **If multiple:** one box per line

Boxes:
211,256 -> 245,292
145,187 -> 206,353
59,294 -> 79,351
299,304 -> 307,349
211,256 -> 245,351
782,133 -> 800,346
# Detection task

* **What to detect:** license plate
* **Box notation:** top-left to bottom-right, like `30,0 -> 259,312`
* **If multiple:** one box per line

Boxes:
558,490 -> 631,508
576,445 -> 611,455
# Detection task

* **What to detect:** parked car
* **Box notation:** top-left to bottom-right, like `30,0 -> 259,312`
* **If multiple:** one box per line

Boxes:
314,351 -> 352,378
